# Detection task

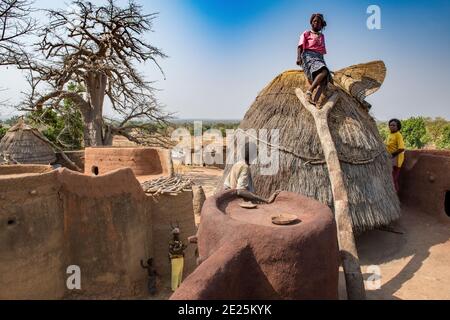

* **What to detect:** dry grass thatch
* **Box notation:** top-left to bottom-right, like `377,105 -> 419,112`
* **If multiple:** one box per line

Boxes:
0,119 -> 56,165
217,61 -> 400,233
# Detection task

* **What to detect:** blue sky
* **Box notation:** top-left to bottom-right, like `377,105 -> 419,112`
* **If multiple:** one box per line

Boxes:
1,0 -> 449,121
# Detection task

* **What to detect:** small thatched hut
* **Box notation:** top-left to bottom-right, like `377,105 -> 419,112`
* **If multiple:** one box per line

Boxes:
0,119 -> 56,165
218,61 -> 400,233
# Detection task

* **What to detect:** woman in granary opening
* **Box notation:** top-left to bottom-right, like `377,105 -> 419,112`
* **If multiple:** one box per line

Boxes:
223,142 -> 281,204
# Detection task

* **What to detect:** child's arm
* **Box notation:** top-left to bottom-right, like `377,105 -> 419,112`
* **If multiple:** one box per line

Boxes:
297,31 -> 306,65
297,46 -> 303,66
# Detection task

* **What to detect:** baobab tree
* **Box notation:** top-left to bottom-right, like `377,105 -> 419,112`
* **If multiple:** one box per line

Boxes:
0,0 -> 35,65
16,0 -> 170,147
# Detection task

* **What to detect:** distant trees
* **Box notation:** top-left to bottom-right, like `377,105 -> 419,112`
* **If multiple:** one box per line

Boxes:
426,117 -> 450,149
377,122 -> 389,142
377,117 -> 450,150
0,115 -> 19,139
0,124 -> 6,139
438,125 -> 450,149
27,83 -> 84,150
426,117 -> 448,143
178,121 -> 240,137
401,117 -> 428,149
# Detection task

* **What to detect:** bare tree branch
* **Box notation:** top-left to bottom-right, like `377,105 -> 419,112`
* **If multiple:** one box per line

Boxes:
0,0 -> 36,65
13,0 -> 170,147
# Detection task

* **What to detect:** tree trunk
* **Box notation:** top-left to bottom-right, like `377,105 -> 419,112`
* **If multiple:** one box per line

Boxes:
82,71 -> 108,147
295,89 -> 366,300
102,124 -> 114,146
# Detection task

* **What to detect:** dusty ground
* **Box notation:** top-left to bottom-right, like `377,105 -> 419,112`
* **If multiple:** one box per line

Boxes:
173,164 -> 223,196
179,165 -> 450,300
354,206 -> 450,300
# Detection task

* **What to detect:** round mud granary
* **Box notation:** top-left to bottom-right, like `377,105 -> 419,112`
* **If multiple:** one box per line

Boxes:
171,191 -> 340,300
84,147 -> 172,177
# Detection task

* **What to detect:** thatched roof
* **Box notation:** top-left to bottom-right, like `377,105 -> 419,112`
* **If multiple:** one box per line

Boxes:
217,61 -> 400,233
0,119 -> 56,165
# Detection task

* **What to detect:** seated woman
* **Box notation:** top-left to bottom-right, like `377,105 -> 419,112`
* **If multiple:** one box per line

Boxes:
224,143 -> 280,204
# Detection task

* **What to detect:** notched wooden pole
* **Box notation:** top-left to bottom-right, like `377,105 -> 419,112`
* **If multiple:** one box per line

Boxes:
295,88 -> 366,300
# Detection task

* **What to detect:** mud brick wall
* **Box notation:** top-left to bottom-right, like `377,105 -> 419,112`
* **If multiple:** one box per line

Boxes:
84,147 -> 172,177
400,150 -> 450,222
0,166 -> 195,299
58,169 -> 151,299
149,191 -> 197,289
0,170 -> 65,299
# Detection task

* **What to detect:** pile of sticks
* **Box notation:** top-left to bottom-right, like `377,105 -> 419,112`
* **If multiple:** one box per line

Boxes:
141,175 -> 194,196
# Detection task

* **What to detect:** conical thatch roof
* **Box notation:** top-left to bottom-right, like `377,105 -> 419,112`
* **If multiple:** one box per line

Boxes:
0,119 -> 56,165
218,61 -> 400,233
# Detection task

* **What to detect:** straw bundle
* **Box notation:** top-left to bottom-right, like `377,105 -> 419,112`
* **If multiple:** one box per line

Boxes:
142,175 -> 194,196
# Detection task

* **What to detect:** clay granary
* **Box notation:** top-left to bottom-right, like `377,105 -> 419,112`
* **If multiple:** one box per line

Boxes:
171,190 -> 340,300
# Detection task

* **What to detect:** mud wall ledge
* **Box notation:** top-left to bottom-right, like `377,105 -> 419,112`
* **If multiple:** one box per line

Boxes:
400,150 -> 450,222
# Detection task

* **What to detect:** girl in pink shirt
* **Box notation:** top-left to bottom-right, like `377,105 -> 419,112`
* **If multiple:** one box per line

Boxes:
296,13 -> 332,106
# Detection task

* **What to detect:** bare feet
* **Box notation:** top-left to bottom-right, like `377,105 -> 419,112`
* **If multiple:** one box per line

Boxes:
306,90 -> 315,105
314,85 -> 324,108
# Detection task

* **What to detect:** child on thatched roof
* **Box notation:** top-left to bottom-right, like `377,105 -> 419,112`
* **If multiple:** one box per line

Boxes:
297,13 -> 333,107
223,143 -> 280,204
385,119 -> 405,193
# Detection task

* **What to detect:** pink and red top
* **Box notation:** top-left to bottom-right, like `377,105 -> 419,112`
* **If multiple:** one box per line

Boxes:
298,30 -> 327,55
